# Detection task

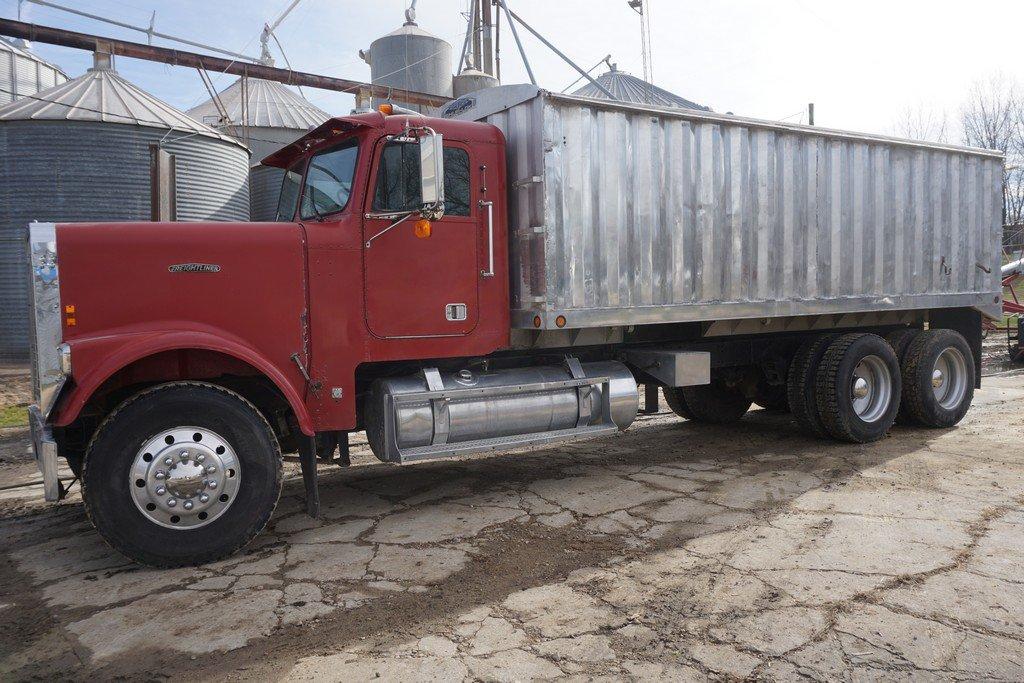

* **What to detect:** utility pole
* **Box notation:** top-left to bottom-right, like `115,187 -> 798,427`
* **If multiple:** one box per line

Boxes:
808,102 -> 815,126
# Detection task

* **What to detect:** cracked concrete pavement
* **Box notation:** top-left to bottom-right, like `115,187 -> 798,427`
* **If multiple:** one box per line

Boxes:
1,371 -> 1024,680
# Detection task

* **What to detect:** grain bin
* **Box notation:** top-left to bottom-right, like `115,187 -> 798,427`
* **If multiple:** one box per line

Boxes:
453,67 -> 498,98
0,52 -> 250,362
359,6 -> 452,113
572,63 -> 710,111
188,77 -> 328,221
0,37 -> 68,106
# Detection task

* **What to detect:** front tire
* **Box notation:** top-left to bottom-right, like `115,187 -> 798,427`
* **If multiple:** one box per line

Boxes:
900,329 -> 975,428
83,382 -> 283,567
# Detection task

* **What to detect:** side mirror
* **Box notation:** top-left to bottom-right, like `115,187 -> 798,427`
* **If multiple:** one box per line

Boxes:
419,132 -> 445,219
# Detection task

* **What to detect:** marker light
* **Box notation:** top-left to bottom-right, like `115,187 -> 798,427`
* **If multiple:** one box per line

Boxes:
378,103 -> 394,115
414,219 -> 432,239
555,315 -> 567,328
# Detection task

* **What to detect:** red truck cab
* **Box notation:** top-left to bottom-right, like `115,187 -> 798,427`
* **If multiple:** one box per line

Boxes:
28,110 -> 516,566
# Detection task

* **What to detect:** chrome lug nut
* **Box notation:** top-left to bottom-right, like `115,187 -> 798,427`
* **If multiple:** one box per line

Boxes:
183,500 -> 194,510
167,498 -> 177,507
195,454 -> 205,463
155,486 -> 166,495
179,450 -> 190,462
199,493 -> 209,503
155,471 -> 166,480
208,480 -> 218,490
164,457 -> 173,466
206,465 -> 216,474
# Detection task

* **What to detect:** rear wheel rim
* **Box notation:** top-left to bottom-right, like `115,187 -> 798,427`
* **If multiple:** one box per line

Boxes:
129,426 -> 241,529
932,347 -> 968,410
850,354 -> 892,423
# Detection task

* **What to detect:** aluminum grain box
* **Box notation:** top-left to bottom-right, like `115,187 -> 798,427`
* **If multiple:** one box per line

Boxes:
442,85 -> 1004,330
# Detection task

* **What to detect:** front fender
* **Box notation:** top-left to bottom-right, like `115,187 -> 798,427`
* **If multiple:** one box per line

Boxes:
53,328 -> 314,435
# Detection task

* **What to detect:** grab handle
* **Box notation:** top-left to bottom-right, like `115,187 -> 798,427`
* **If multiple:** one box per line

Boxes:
479,200 -> 494,278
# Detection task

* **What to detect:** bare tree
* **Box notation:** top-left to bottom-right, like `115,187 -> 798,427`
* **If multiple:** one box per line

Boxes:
960,75 -> 1023,225
1004,166 -> 1024,229
961,75 -> 1018,150
893,105 -> 948,143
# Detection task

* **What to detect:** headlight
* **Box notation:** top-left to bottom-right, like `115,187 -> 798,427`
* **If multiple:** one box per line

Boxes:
58,343 -> 72,376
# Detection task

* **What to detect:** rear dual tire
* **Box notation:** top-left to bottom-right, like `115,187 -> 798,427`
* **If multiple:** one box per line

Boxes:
665,378 -> 752,424
899,329 -> 975,428
662,386 -> 695,420
814,333 -> 901,443
787,334 -> 838,439
787,329 -> 975,442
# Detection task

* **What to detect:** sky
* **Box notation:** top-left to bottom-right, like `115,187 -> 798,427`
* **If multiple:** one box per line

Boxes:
3,0 -> 1023,139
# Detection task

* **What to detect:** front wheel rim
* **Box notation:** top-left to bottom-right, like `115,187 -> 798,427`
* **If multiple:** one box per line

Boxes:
932,347 -> 968,410
850,354 -> 892,423
129,426 -> 241,529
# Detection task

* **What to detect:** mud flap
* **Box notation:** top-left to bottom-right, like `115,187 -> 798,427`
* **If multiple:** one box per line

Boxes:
298,434 -> 320,518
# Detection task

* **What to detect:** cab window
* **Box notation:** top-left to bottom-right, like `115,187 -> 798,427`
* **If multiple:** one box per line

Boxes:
373,142 -> 471,216
300,139 -> 359,219
275,160 -> 303,221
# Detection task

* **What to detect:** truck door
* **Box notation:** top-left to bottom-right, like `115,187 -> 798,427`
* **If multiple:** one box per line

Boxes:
363,139 -> 480,338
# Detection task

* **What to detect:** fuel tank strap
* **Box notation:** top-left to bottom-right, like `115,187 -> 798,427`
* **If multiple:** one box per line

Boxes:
423,368 -> 450,446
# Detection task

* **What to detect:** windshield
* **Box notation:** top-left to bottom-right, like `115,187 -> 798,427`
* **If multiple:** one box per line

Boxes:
275,160 -> 304,221
301,139 -> 359,219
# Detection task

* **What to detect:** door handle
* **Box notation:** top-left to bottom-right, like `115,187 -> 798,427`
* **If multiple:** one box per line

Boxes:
479,200 -> 494,278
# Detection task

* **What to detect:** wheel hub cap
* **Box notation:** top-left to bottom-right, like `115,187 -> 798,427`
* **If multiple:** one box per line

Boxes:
165,458 -> 207,499
850,355 -> 892,423
852,377 -> 869,399
932,347 -> 967,410
130,427 -> 240,529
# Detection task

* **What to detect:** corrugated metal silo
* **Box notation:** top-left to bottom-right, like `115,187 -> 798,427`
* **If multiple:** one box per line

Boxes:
359,7 -> 452,113
0,53 -> 250,362
0,37 -> 68,106
572,64 -> 711,111
188,77 -> 328,221
453,68 -> 498,98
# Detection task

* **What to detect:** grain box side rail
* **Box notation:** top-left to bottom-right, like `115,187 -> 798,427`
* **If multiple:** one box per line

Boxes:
443,85 -> 1005,330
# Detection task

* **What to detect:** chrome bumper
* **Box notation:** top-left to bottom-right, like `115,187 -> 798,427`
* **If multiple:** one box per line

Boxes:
28,404 -> 61,502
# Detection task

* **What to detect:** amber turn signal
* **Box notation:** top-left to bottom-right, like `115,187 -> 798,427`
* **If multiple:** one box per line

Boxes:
378,103 -> 394,115
555,315 -> 567,328
414,219 -> 432,239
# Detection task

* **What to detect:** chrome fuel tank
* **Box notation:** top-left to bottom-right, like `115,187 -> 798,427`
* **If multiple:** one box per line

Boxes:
366,361 -> 638,463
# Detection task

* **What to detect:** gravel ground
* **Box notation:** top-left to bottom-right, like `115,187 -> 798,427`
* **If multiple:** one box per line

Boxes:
0,346 -> 1023,681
